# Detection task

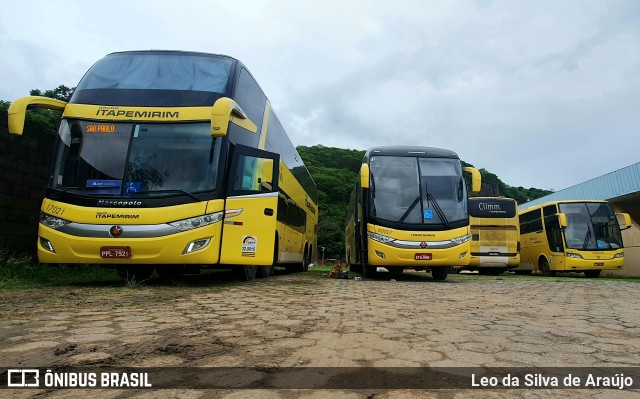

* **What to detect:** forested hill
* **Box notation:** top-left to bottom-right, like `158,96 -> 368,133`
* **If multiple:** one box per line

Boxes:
297,145 -> 553,258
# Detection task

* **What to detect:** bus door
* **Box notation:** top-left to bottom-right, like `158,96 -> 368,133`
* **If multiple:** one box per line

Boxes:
543,205 -> 565,271
220,145 -> 280,265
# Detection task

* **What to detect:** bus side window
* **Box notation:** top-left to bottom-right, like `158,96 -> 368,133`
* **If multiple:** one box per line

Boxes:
235,155 -> 257,191
234,155 -> 274,192
235,68 -> 266,132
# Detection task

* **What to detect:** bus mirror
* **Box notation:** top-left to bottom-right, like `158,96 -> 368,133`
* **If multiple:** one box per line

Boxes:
464,167 -> 481,193
360,164 -> 370,189
558,213 -> 567,228
211,97 -> 257,137
616,213 -> 632,230
7,96 -> 67,135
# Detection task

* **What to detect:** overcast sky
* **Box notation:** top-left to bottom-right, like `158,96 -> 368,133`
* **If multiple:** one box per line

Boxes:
1,0 -> 639,191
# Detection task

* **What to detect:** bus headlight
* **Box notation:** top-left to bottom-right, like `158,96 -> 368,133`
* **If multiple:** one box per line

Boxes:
614,252 -> 624,258
169,211 -> 223,231
451,234 -> 471,245
368,232 -> 395,244
40,212 -> 71,230
565,253 -> 583,259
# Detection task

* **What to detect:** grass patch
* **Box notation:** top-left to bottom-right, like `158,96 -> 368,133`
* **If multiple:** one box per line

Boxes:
0,250 -> 119,290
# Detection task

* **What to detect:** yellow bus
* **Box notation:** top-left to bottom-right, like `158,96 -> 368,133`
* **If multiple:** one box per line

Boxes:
458,197 -> 520,275
7,50 -> 318,281
514,200 -> 631,277
345,146 -> 481,281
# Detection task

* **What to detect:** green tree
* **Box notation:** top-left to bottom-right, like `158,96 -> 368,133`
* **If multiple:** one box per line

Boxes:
30,85 -> 74,102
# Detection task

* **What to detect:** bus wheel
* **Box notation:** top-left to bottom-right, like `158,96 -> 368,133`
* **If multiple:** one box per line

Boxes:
301,248 -> 311,272
362,264 -> 377,278
431,267 -> 448,281
584,270 -> 601,278
256,265 -> 273,279
233,266 -> 257,281
539,259 -> 555,277
117,265 -> 155,283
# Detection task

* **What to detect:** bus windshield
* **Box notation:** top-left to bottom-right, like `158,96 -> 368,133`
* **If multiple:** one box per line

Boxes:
370,156 -> 467,226
559,202 -> 623,250
51,120 -> 222,197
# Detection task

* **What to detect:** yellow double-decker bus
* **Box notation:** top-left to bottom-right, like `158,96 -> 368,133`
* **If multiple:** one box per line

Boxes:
514,200 -> 631,277
345,146 -> 480,281
7,50 -> 317,281
458,197 -> 520,275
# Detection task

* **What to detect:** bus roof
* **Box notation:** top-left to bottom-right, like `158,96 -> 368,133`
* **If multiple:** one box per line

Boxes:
469,196 -> 517,202
71,50 -> 246,107
366,146 -> 459,159
520,199 -> 609,213
106,50 -> 239,62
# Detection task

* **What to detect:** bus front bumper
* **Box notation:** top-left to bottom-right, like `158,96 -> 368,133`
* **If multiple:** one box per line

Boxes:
367,240 -> 471,267
37,223 -> 223,264
561,255 -> 624,271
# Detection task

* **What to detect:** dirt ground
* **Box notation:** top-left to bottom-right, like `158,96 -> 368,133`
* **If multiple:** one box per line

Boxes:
1,269 -> 639,398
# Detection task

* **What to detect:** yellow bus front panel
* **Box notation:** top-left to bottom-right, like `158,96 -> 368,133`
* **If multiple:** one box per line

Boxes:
551,250 -> 625,272
38,223 -> 223,264
38,199 -> 225,264
366,224 -> 471,267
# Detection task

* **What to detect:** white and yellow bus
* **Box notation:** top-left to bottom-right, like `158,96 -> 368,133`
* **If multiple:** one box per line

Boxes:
345,146 -> 480,281
458,197 -> 520,275
7,50 -> 317,281
514,200 -> 631,277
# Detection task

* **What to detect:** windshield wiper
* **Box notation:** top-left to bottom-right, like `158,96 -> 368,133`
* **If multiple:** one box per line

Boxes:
397,196 -> 421,228
583,223 -> 592,250
427,192 -> 450,228
129,190 -> 200,201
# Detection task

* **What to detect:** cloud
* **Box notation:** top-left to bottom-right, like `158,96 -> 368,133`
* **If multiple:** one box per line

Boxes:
1,0 -> 639,191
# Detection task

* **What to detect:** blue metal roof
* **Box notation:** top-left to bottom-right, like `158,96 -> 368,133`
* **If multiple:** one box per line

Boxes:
520,162 -> 640,210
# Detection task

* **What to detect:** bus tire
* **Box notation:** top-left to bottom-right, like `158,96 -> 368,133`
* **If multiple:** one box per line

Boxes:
117,265 -> 155,283
233,266 -> 257,281
300,244 -> 310,272
255,265 -> 273,279
539,258 -> 555,277
431,267 -> 448,281
584,270 -> 601,278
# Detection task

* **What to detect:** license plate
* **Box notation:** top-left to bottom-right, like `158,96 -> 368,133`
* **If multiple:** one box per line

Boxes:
415,253 -> 432,261
594,262 -> 604,266
100,246 -> 132,258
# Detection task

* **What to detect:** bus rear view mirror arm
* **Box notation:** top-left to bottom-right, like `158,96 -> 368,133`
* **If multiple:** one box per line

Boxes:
211,97 -> 257,137
463,167 -> 481,193
7,96 -> 67,135
616,212 -> 632,230
558,213 -> 568,229
360,164 -> 370,189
